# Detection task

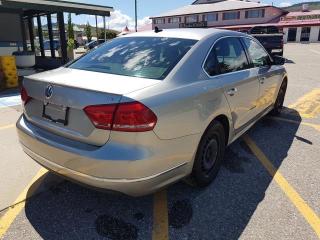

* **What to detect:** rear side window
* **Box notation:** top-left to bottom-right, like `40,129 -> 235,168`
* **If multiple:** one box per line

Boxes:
69,37 -> 197,80
242,38 -> 270,67
204,37 -> 249,76
203,48 -> 219,76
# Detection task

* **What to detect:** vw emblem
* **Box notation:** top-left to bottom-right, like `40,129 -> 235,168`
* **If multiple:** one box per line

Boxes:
45,85 -> 53,99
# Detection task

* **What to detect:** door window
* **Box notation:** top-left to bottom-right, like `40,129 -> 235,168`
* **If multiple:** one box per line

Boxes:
204,37 -> 249,76
242,38 -> 270,68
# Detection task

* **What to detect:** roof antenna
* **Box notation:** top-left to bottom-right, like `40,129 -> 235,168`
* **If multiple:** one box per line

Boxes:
154,26 -> 163,33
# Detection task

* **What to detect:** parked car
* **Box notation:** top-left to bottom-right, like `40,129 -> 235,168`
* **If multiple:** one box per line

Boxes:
249,25 -> 284,56
84,39 -> 106,50
17,29 -> 287,196
43,39 -> 78,50
43,40 -> 60,50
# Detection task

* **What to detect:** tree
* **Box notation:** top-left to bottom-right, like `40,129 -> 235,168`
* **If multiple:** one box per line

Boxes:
98,29 -> 118,40
85,21 -> 92,42
67,13 -> 75,50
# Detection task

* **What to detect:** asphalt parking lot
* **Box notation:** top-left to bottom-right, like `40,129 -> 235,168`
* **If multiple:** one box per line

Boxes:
0,43 -> 320,240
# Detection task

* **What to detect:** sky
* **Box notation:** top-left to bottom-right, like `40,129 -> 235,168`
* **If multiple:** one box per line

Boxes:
68,0 -> 320,31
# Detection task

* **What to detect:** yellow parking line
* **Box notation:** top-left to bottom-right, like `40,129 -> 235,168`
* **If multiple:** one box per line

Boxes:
152,190 -> 168,240
269,116 -> 320,132
243,135 -> 320,238
0,168 -> 48,237
0,124 -> 15,131
289,89 -> 320,119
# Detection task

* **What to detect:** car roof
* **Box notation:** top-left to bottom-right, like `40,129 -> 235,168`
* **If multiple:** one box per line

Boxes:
120,28 -> 246,40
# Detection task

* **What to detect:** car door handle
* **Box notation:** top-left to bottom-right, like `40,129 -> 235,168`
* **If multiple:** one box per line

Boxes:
227,88 -> 238,96
260,77 -> 266,84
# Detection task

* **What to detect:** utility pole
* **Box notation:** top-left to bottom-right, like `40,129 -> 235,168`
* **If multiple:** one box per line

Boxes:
135,0 -> 138,32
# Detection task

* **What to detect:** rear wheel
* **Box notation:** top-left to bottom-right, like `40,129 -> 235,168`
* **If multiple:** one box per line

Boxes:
191,121 -> 225,187
271,80 -> 287,115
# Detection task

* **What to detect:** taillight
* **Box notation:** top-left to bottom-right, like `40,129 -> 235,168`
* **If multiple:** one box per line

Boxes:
84,101 -> 157,132
21,86 -> 31,105
113,102 -> 157,132
84,104 -> 117,130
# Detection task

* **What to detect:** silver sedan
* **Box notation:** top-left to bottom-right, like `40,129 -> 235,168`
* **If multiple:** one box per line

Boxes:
17,28 -> 287,196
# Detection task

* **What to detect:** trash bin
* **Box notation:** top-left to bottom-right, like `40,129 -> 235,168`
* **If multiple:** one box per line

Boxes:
12,51 -> 36,68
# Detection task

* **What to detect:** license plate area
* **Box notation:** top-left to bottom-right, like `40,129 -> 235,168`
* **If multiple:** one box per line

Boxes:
42,103 -> 69,126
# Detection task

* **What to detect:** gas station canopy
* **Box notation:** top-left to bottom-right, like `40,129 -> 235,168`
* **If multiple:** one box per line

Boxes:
0,0 -> 113,16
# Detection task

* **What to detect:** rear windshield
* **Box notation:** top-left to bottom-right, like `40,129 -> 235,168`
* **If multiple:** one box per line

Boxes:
68,37 -> 197,80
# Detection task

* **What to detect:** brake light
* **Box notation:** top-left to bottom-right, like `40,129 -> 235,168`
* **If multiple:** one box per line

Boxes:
21,86 -> 31,105
84,104 -> 117,130
84,102 -> 157,132
113,102 -> 157,132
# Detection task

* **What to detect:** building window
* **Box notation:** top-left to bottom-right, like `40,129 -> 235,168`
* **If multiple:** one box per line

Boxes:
287,28 -> 297,42
168,17 -> 180,24
203,13 -> 218,22
223,11 -> 240,20
300,27 -> 311,41
154,18 -> 165,24
245,9 -> 265,18
186,15 -> 198,23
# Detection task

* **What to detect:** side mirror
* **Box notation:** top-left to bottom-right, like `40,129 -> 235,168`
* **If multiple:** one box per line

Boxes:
272,55 -> 285,65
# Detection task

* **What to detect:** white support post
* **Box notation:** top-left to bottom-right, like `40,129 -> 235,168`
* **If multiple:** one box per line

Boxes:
103,16 -> 106,41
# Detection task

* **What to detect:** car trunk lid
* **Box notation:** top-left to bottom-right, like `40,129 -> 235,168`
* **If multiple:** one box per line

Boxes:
23,68 -> 161,146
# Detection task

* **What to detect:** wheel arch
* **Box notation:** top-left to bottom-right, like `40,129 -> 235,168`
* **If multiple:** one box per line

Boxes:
213,114 -> 230,146
201,114 -> 231,147
282,75 -> 288,87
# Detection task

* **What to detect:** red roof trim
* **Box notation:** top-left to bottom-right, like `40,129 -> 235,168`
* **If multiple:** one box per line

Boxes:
218,20 -> 320,29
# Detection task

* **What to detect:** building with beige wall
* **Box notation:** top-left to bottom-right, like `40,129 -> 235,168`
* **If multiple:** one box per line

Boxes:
150,0 -> 286,30
280,9 -> 320,43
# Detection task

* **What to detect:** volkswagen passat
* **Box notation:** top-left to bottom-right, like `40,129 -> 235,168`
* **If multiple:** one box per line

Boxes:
17,29 -> 287,196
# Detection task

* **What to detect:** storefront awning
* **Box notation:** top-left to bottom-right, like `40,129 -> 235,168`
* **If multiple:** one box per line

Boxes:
0,0 -> 113,16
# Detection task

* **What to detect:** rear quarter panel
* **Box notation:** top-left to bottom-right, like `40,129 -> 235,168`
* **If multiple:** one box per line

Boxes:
126,80 -> 232,141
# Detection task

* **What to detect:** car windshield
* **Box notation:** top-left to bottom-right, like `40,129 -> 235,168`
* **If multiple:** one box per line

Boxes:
69,37 -> 197,80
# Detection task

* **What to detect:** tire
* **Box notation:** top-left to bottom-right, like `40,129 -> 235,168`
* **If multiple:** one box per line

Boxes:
191,121 -> 226,187
270,80 -> 287,115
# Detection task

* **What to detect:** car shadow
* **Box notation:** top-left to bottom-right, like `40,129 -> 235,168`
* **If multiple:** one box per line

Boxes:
24,177 -> 153,240
285,58 -> 295,64
23,108 -> 301,240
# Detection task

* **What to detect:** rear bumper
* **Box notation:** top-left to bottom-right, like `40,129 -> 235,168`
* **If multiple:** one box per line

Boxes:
16,115 -> 198,196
